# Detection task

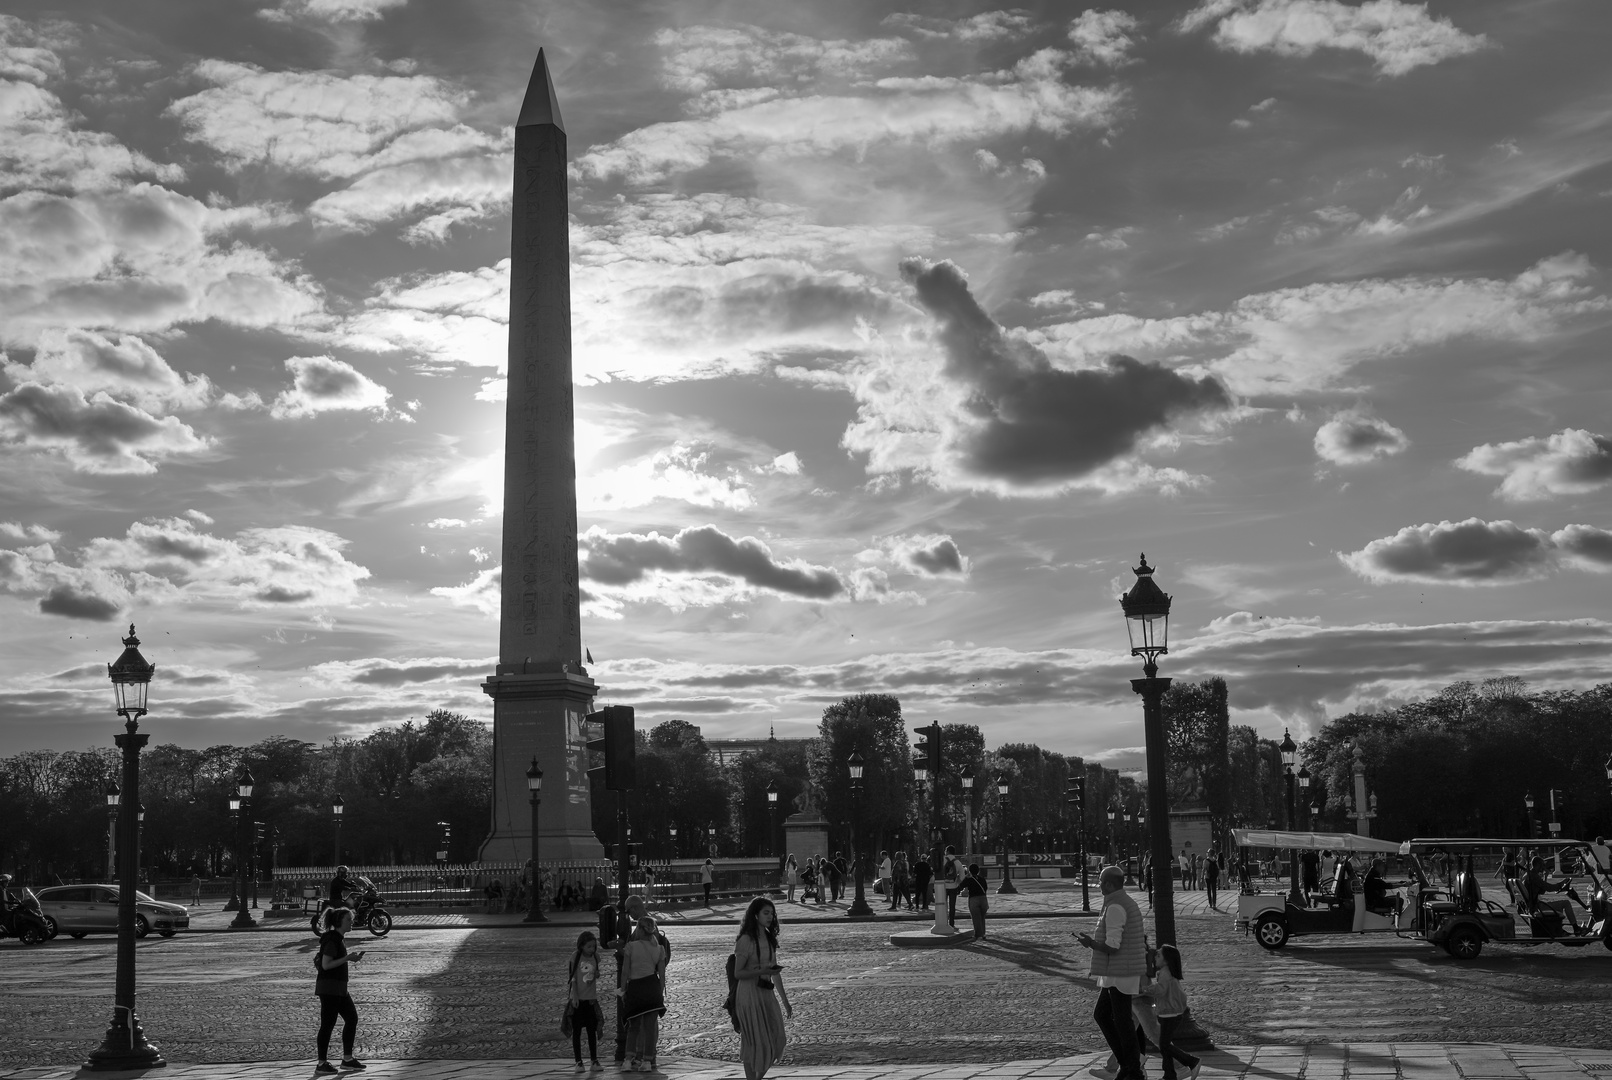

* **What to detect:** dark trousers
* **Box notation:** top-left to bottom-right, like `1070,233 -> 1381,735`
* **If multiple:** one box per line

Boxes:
915,877 -> 931,909
702,883 -> 712,905
968,894 -> 987,939
1206,877 -> 1218,908
571,1000 -> 601,1062
316,993 -> 358,1061
947,884 -> 959,922
1093,987 -> 1143,1080
1157,1015 -> 1201,1080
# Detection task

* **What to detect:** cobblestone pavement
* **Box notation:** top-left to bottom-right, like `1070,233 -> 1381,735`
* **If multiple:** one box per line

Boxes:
3,883 -> 1609,1070
5,1046 -> 1612,1080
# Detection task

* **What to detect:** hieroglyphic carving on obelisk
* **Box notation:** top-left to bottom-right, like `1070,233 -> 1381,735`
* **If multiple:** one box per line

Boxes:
479,48 -> 602,862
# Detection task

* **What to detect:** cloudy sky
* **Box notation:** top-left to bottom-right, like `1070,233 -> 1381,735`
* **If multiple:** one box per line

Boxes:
3,0 -> 1610,764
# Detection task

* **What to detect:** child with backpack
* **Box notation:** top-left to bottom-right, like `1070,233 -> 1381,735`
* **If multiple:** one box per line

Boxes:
567,931 -> 603,1069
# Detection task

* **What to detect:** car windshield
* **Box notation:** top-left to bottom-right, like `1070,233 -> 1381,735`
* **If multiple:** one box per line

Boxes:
106,889 -> 159,903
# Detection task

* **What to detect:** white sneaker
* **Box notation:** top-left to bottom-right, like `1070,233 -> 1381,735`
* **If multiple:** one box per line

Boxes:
1188,1065 -> 1202,1080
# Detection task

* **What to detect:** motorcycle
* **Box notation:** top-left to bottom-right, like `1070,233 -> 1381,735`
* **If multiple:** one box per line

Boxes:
1,888 -> 54,945
310,877 -> 392,938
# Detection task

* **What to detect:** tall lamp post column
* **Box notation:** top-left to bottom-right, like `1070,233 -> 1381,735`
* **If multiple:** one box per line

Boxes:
230,767 -> 257,930
845,752 -> 874,918
1122,807 -> 1136,885
961,767 -> 974,855
1280,729 -> 1301,906
1524,791 -> 1536,839
996,780 -> 1018,894
331,794 -> 344,865
1120,553 -> 1178,948
767,781 -> 779,860
525,757 -> 546,922
668,826 -> 678,859
85,625 -> 163,1071
1297,766 -> 1311,830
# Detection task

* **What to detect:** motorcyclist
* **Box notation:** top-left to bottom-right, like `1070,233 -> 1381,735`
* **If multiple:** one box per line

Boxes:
328,865 -> 360,907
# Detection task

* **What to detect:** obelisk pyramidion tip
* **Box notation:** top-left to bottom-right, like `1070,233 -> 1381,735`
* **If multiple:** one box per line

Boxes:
516,47 -> 565,132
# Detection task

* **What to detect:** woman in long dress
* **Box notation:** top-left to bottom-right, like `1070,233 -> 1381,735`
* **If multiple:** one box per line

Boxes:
734,896 -> 792,1080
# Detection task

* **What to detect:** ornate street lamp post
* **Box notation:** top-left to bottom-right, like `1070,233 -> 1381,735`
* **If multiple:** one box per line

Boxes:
767,780 -> 779,859
1122,807 -> 1136,885
1280,729 -> 1301,906
960,767 -> 974,855
1120,553 -> 1179,948
331,793 -> 344,864
707,824 -> 717,857
1524,791 -> 1535,838
525,757 -> 546,923
105,781 -> 120,882
1297,765 -> 1311,830
997,779 -> 1018,894
845,752 -> 874,918
85,625 -> 163,1071
230,767 -> 257,930
668,825 -> 678,859
1107,802 -> 1118,862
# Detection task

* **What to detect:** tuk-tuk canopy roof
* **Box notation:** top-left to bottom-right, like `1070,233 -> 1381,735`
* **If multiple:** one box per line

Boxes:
1232,829 -> 1401,853
1398,837 -> 1592,854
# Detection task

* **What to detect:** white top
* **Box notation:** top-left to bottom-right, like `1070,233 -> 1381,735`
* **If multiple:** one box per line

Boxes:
1092,901 -> 1140,995
879,858 -> 892,879
1591,843 -> 1610,871
701,864 -> 713,883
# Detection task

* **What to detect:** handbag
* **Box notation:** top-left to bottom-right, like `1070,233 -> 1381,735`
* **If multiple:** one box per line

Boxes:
560,1000 -> 575,1038
721,954 -> 740,1031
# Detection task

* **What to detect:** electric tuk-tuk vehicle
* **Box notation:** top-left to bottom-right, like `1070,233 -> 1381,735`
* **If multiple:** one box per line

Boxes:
1233,829 -> 1409,949
1400,838 -> 1611,959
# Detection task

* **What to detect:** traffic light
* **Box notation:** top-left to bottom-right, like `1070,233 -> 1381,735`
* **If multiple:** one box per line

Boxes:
1066,775 -> 1085,815
253,821 -> 266,845
585,704 -> 636,790
914,723 -> 942,778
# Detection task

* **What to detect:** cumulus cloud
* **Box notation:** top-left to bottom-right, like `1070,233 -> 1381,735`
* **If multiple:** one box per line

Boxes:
270,356 -> 392,419
259,0 -> 408,22
430,565 -> 500,616
1068,10 -> 1141,66
1024,252 -> 1610,397
881,11 -> 1035,43
0,185 -> 326,347
841,258 -> 1230,496
0,17 -> 185,193
1179,0 -> 1487,76
6,329 -> 214,413
583,443 -> 756,512
578,29 -> 1125,184
656,24 -> 915,93
1313,409 -> 1409,465
0,382 -> 212,473
861,534 -> 969,577
581,524 -> 843,601
1340,517 -> 1612,585
1,517 -> 371,617
312,655 -> 494,687
1455,428 -> 1612,501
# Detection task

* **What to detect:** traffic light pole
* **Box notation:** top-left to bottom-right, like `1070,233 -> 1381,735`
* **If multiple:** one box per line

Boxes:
617,797 -> 631,907
1078,786 -> 1090,913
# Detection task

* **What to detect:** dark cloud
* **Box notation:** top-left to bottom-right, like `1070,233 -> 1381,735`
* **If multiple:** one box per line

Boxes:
1556,524 -> 1612,568
630,697 -> 747,713
581,524 -> 844,600
49,663 -> 105,681
671,666 -> 805,688
352,660 -> 490,686
1342,518 -> 1554,584
256,584 -> 316,602
0,381 -> 209,473
908,536 -> 963,575
1313,412 -> 1409,465
899,258 -> 1230,484
38,582 -> 123,621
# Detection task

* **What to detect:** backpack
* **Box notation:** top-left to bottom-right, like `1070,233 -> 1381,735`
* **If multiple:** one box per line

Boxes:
720,953 -> 740,1031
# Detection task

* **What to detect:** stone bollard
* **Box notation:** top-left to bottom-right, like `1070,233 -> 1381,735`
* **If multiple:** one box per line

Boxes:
930,879 -> 955,935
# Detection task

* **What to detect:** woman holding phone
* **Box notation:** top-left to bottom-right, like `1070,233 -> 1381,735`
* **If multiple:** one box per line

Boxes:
314,906 -> 366,1072
734,896 -> 791,1080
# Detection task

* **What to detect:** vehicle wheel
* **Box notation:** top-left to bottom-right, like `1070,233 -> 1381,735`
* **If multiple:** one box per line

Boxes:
134,914 -> 150,939
19,924 -> 45,945
1255,913 -> 1289,950
42,915 -> 58,939
312,913 -> 326,937
1445,926 -> 1483,959
71,932 -> 87,939
159,930 -> 176,938
367,910 -> 392,937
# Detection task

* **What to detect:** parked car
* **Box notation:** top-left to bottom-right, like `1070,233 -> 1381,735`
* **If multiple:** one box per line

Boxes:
35,885 -> 190,939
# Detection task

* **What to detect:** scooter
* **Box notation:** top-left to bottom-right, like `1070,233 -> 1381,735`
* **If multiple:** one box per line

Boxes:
1,888 -> 53,944
310,878 -> 392,938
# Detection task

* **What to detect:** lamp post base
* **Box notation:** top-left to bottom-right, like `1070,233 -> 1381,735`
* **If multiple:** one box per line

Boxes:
222,882 -> 240,912
229,905 -> 258,930
846,875 -> 875,919
997,855 -> 1018,894
83,1011 -> 166,1072
524,902 -> 548,923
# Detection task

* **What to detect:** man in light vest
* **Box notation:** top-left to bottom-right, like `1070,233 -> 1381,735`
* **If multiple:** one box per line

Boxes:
1075,865 -> 1148,1080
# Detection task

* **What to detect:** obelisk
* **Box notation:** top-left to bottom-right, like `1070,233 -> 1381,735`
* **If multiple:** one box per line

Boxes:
479,48 -> 602,862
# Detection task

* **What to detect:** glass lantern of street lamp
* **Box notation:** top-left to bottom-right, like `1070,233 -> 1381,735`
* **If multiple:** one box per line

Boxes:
525,756 -> 543,794
1119,554 -> 1171,666
107,624 -> 155,718
236,765 -> 254,800
913,757 -> 928,785
1279,729 -> 1297,770
137,803 -> 146,824
229,792 -> 241,813
1297,764 -> 1311,791
106,781 -> 121,808
961,766 -> 974,792
997,778 -> 1010,799
847,750 -> 865,782
1604,753 -> 1612,785
332,793 -> 344,818
766,780 -> 778,805
1107,803 -> 1117,823
1311,802 -> 1322,819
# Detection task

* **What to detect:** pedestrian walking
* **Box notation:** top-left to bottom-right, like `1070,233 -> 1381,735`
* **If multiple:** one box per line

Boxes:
313,907 -> 366,1074
1177,850 -> 1190,891
1319,850 -> 1335,892
1140,944 -> 1202,1080
830,853 -> 846,902
959,863 -> 989,941
701,858 -> 715,906
567,931 -> 603,1068
1203,852 -> 1220,910
589,877 -> 608,912
799,858 -> 818,903
893,852 -> 911,910
1074,866 -> 1147,1080
783,855 -> 798,903
734,896 -> 792,1080
878,851 -> 893,905
941,845 -> 963,924
913,853 -> 933,911
190,873 -> 202,908
619,916 -> 668,1072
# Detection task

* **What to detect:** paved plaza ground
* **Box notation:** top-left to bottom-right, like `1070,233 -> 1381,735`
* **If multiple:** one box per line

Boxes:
3,882 -> 1609,1076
